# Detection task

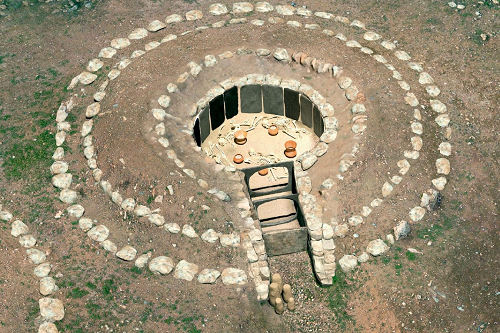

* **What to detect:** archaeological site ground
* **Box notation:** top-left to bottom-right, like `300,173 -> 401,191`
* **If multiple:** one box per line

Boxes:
0,0 -> 498,332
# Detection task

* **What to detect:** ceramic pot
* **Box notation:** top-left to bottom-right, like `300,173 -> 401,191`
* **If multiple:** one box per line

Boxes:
258,168 -> 269,176
268,125 -> 278,136
233,154 -> 244,164
284,140 -> 297,158
234,130 -> 247,145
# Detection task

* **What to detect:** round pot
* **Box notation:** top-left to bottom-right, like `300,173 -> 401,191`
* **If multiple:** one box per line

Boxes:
268,125 -> 278,136
234,130 -> 247,145
284,140 -> 297,158
258,168 -> 269,176
233,154 -> 244,164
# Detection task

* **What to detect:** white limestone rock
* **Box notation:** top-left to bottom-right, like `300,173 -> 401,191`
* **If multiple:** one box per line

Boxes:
40,277 -> 58,296
39,297 -> 65,321
348,215 -> 363,226
197,269 -> 221,284
221,268 -> 247,285
19,235 -> 36,248
110,38 -> 130,49
273,48 -> 290,62
164,223 -> 181,234
430,100 -> 447,113
201,229 -> 219,243
67,205 -> 84,218
149,256 -> 174,275
102,240 -> 117,253
135,253 -> 151,268
11,220 -> 29,237
78,218 -> 93,232
147,19 -> 166,32
128,28 -> 148,40
51,173 -> 72,189
435,114 -> 450,127
334,224 -> 349,238
394,220 -> 411,241
358,252 -> 370,263
116,246 -> 137,261
98,47 -> 116,58
436,158 -> 451,175
409,206 -> 426,222
209,3 -> 228,15
86,58 -> 103,72
87,225 -> 109,242
39,322 -> 58,333
174,260 -> 199,281
382,182 -> 394,197
148,214 -> 165,226
432,177 -> 447,191
182,225 -> 198,238
27,249 -> 46,264
34,263 -> 52,278
339,255 -> 358,272
366,239 -> 389,256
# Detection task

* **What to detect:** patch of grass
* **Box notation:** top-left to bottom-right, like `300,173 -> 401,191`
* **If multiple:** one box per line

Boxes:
1,129 -> 54,182
323,270 -> 357,329
406,251 -> 417,261
68,287 -> 89,299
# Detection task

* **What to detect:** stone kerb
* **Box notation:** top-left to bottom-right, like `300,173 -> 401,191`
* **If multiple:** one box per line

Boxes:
0,207 -> 64,332
51,1 -> 452,297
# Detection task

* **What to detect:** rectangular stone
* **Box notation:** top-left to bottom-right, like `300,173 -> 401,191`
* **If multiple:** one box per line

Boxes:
313,105 -> 324,137
240,85 -> 262,113
262,85 -> 284,115
262,227 -> 308,257
193,118 -> 201,146
199,105 -> 210,143
300,95 -> 313,128
209,94 -> 225,130
224,86 -> 238,119
284,88 -> 300,120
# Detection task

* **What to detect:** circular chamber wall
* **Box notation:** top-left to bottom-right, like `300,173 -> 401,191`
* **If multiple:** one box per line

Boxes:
194,84 -> 325,168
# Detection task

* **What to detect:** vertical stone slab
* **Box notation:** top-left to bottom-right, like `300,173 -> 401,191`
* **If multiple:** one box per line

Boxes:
262,86 -> 284,115
199,105 -> 210,143
284,88 -> 300,120
193,118 -> 201,146
210,94 -> 225,130
313,105 -> 324,137
224,86 -> 238,120
240,85 -> 262,114
300,95 -> 313,128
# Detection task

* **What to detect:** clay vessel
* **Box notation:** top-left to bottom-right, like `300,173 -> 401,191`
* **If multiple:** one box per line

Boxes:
284,140 -> 297,158
268,125 -> 278,136
233,154 -> 244,164
234,130 -> 247,145
258,168 -> 269,176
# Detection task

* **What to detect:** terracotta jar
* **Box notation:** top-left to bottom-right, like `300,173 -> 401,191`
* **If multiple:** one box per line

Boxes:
268,125 -> 278,136
284,140 -> 297,158
234,130 -> 247,145
233,154 -> 244,164
258,168 -> 269,176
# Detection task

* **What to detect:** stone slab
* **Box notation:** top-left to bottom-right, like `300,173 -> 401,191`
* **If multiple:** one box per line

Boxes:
300,95 -> 313,128
224,86 -> 239,119
209,94 -> 225,130
262,227 -> 308,257
193,118 -> 201,146
262,85 -> 284,115
313,105 -> 324,137
199,105 -> 210,143
240,85 -> 262,113
284,88 -> 300,120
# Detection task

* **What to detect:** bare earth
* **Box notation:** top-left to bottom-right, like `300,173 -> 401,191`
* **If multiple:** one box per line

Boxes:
0,1 -> 498,332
